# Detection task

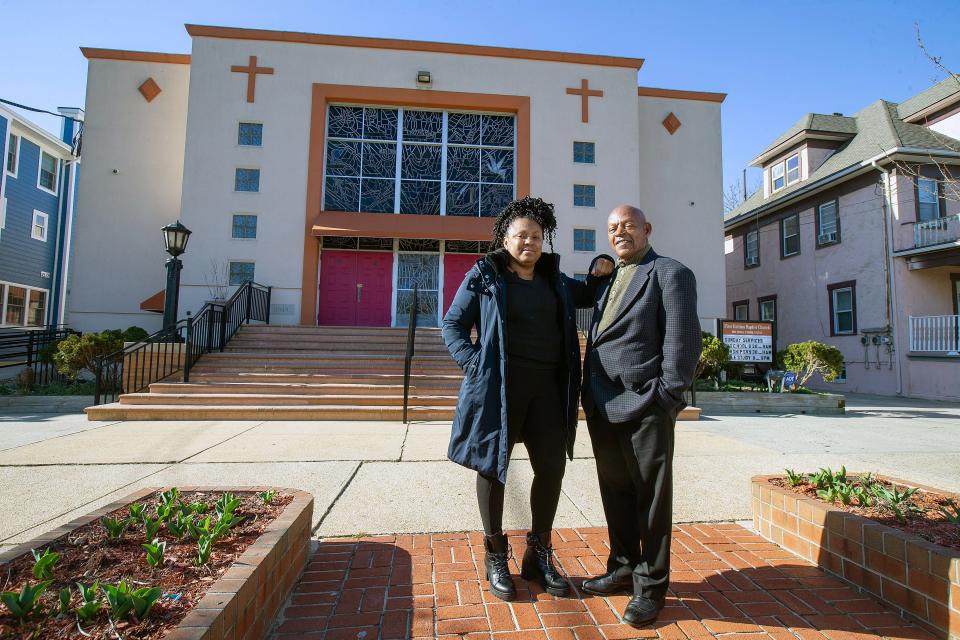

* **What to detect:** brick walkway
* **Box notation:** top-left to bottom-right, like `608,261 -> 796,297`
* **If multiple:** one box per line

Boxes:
272,524 -> 935,640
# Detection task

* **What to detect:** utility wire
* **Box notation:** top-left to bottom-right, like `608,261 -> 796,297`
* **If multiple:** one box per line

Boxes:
0,98 -> 82,122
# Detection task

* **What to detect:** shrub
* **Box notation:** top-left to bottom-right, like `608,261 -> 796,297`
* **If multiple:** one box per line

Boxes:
52,332 -> 124,380
778,341 -> 844,388
122,326 -> 149,342
696,332 -> 729,388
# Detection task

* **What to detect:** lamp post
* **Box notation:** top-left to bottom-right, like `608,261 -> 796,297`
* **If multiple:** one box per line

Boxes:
161,221 -> 192,332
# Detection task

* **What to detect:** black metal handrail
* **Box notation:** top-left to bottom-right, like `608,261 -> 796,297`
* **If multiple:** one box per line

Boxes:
0,325 -> 78,388
402,285 -> 419,423
93,280 -> 272,404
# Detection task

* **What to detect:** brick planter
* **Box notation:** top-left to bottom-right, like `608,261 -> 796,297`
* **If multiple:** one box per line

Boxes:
752,475 -> 960,639
0,486 -> 313,640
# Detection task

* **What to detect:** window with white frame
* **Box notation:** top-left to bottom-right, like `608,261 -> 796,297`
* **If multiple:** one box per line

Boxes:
31,211 -> 48,241
238,122 -> 263,146
323,106 -> 515,217
817,200 -> 839,245
744,229 -> 759,266
785,154 -> 800,184
573,184 -> 595,207
769,153 -> 800,193
771,163 -> 785,192
759,297 -> 776,323
917,177 -> 940,222
6,134 -> 18,175
38,151 -> 58,193
829,283 -> 856,335
781,213 -> 800,257
573,228 -> 595,252
231,214 -> 257,239
733,301 -> 749,321
573,141 -> 595,164
1,282 -> 47,327
235,168 -> 260,192
228,261 -> 255,285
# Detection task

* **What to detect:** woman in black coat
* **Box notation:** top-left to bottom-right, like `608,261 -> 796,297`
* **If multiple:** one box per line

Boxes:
442,197 -> 613,601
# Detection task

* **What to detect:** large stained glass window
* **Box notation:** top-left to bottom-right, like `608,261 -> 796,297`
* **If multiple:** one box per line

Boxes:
323,106 -> 515,217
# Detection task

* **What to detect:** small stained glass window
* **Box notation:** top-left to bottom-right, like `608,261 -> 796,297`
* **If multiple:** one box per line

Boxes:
235,168 -> 260,192
238,123 -> 263,146
573,142 -> 595,164
573,229 -> 595,252
232,214 -> 257,239
573,184 -> 595,207
229,261 -> 255,286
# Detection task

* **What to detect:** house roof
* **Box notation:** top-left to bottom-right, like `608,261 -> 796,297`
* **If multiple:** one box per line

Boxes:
897,76 -> 960,121
725,94 -> 960,228
751,113 -> 858,164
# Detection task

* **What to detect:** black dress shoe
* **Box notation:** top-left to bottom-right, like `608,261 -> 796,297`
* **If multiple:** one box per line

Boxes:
580,570 -> 633,596
622,595 -> 665,627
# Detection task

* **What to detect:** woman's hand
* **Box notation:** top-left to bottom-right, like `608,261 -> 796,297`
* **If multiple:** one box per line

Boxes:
590,257 -> 615,278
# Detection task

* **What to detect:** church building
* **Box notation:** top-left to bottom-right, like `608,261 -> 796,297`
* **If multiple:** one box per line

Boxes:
67,25 -> 726,331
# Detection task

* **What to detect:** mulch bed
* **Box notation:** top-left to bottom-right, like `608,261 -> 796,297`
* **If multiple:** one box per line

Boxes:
0,490 -> 292,639
770,476 -> 960,550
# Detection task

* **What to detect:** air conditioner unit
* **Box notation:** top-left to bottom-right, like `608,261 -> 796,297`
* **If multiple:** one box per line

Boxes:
818,232 -> 837,244
745,256 -> 759,266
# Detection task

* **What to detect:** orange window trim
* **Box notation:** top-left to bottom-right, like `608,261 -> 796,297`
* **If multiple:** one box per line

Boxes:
300,83 -> 531,325
186,24 -> 643,70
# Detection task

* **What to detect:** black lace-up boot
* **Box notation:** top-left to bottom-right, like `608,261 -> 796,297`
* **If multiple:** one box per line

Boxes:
520,531 -> 570,597
484,533 -> 516,601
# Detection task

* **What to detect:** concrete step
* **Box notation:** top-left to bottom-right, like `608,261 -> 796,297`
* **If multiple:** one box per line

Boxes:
85,403 -> 456,421
85,403 -> 700,421
119,393 -> 459,406
148,382 -> 462,395
187,372 -> 464,384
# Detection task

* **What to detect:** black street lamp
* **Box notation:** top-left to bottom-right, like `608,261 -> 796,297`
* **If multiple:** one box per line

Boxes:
161,220 -> 192,332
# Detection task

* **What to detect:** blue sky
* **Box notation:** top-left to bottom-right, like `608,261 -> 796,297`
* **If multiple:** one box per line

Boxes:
2,0 -> 958,203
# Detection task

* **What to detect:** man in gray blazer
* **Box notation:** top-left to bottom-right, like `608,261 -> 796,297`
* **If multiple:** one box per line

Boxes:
580,205 -> 702,626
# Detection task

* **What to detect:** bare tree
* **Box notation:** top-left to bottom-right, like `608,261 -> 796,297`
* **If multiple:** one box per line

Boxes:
723,176 -> 763,213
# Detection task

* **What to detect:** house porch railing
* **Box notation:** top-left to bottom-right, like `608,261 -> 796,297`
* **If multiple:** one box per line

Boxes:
914,214 -> 960,249
909,315 -> 960,354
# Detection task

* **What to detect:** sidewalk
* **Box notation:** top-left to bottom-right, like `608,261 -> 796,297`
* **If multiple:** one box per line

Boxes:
272,524 -> 937,640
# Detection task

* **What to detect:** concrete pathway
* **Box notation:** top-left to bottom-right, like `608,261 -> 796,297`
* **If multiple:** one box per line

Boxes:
1,393 -> 959,550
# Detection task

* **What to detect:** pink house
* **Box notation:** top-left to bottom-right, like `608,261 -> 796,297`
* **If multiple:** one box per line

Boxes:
724,78 -> 960,401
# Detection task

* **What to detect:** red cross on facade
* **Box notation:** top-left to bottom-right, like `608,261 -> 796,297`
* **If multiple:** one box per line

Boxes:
231,55 -> 274,103
566,79 -> 604,123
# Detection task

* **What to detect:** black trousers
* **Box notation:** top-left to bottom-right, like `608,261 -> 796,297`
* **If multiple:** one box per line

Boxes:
587,402 -> 675,599
477,364 -> 567,536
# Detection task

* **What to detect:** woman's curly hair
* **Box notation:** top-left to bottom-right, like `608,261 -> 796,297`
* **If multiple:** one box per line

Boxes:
490,196 -> 558,252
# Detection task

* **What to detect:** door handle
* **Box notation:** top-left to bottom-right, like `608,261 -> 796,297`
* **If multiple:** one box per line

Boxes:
356,283 -> 363,303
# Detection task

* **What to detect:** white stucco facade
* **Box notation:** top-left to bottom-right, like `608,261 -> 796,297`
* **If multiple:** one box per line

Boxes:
70,26 -> 725,331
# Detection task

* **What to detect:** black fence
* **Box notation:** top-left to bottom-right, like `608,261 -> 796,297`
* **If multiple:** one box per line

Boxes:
93,281 -> 271,405
0,326 -> 78,388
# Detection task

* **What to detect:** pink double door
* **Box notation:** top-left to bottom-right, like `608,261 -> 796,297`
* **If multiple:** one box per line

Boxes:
443,253 -> 483,317
318,250 -> 393,326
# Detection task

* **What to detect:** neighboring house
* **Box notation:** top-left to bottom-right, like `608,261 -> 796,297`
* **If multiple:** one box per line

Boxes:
725,77 -> 960,402
0,106 -> 82,329
69,24 -> 726,333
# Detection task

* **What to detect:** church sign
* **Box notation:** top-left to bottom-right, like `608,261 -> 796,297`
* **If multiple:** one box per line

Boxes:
719,320 -> 775,364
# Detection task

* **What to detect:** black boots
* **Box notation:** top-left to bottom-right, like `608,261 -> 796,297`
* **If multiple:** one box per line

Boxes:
520,531 -> 570,597
484,533 -> 516,601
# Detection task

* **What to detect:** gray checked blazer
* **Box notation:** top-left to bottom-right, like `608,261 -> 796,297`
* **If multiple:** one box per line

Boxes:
581,248 -> 702,423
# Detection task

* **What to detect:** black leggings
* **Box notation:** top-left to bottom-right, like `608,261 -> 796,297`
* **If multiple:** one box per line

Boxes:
477,364 -> 567,535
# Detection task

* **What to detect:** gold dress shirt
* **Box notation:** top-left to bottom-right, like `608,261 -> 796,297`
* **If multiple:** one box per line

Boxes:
596,245 -> 652,335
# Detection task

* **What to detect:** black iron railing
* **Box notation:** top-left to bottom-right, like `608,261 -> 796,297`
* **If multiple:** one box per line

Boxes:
0,325 -> 78,387
402,285 -> 419,424
93,281 -> 271,404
